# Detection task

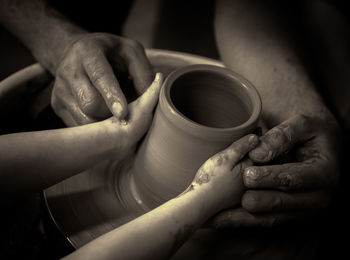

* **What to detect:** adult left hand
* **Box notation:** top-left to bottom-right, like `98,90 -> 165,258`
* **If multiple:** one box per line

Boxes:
211,114 -> 341,228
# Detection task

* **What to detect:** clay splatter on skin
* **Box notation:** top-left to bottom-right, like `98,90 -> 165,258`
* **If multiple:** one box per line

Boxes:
195,170 -> 210,185
214,152 -> 228,166
119,119 -> 128,126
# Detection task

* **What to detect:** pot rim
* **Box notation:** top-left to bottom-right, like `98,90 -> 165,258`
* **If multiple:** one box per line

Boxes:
159,64 -> 262,135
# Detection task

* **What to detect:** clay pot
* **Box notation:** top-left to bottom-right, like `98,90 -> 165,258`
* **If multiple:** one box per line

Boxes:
128,64 -> 261,209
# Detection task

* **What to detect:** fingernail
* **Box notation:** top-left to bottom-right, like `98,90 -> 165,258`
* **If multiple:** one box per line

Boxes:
112,101 -> 124,118
243,168 -> 258,186
248,135 -> 259,145
154,72 -> 161,82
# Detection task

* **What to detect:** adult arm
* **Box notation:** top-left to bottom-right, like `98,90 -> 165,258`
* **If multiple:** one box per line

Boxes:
0,73 -> 162,207
0,0 -> 153,123
213,0 -> 341,227
64,134 -> 259,260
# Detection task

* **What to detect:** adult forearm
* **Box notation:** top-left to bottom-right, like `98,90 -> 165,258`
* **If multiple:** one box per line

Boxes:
214,0 -> 335,127
0,0 -> 86,73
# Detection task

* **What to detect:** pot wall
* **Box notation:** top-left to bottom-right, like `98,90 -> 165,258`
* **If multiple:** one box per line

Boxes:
130,65 -> 261,209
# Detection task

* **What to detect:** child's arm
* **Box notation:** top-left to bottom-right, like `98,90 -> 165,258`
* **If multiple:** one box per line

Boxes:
0,73 -> 162,206
63,134 -> 259,260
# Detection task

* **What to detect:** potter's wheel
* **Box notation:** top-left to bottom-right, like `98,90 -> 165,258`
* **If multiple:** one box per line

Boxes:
44,49 -> 224,249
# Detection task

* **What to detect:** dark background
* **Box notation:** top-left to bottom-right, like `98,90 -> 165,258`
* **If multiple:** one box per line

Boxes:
0,0 -> 349,259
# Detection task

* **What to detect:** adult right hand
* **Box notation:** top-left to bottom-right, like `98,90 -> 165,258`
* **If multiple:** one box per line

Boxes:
51,33 -> 153,126
211,114 -> 341,228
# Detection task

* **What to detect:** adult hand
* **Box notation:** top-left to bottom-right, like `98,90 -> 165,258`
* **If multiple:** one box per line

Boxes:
51,33 -> 153,126
212,114 -> 341,228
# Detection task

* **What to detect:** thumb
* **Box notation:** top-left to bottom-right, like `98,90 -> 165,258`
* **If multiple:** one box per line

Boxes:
133,72 -> 163,114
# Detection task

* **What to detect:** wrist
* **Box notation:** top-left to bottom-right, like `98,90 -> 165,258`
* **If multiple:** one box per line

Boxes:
33,30 -> 87,74
184,182 -> 229,217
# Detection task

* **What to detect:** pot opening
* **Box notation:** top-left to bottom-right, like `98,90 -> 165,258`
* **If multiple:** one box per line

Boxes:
169,70 -> 252,128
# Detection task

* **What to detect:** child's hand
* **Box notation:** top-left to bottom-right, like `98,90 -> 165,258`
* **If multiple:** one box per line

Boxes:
192,134 -> 259,212
102,73 -> 163,160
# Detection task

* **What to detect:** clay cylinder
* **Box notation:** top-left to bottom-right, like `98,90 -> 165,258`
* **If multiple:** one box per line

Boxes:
131,64 -> 261,209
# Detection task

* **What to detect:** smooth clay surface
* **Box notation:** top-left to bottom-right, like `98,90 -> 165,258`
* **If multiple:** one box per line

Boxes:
129,64 -> 261,209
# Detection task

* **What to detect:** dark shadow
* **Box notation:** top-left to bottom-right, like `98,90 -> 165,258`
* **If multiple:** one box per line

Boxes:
153,0 -> 219,59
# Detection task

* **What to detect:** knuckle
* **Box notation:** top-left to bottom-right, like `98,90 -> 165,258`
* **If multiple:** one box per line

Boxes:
230,142 -> 245,157
296,113 -> 313,132
278,172 -> 298,191
213,151 -> 229,166
120,39 -> 145,58
296,113 -> 310,125
79,97 -> 98,115
87,62 -> 106,86
76,88 -> 94,106
127,39 -> 144,52
270,126 -> 292,147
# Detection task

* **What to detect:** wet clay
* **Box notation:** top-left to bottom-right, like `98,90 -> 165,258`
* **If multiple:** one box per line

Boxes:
120,64 -> 262,209
42,56 -> 261,249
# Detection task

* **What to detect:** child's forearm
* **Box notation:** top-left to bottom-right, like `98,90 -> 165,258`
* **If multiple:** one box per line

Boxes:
0,121 -> 119,204
64,183 -> 218,260
0,0 -> 86,73
63,134 -> 256,259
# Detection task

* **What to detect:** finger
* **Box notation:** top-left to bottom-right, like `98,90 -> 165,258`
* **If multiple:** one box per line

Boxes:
214,134 -> 259,170
56,108 -> 78,127
118,40 -> 154,94
69,71 -> 111,118
53,81 -> 96,125
241,190 -> 331,213
249,114 -> 313,163
231,158 -> 253,183
243,160 -> 331,191
51,91 -> 78,127
83,52 -> 128,119
132,72 -> 163,115
210,207 -> 310,229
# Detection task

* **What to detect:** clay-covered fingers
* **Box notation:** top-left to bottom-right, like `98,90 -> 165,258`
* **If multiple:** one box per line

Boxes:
67,68 -> 110,118
242,190 -> 331,213
51,80 -> 95,126
52,34 -> 154,124
243,160 -> 332,191
249,114 -> 313,163
83,51 -> 128,119
209,135 -> 259,171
